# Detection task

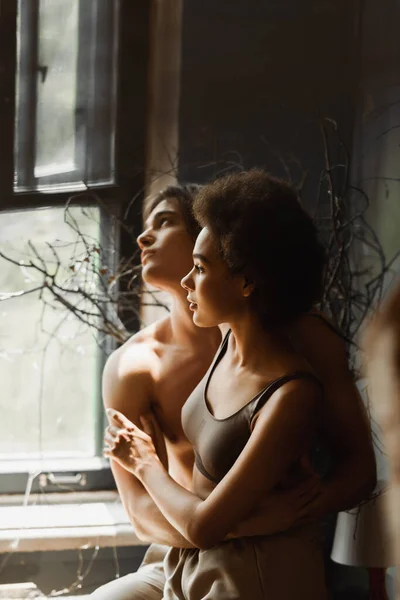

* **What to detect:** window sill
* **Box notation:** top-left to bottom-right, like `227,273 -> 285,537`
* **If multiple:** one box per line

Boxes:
0,491 -> 144,553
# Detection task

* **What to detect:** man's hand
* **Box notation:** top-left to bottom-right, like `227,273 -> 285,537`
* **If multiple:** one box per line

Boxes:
232,474 -> 322,538
105,408 -> 169,472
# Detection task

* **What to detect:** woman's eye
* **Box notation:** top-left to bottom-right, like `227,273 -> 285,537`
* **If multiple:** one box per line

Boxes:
159,218 -> 170,227
194,264 -> 204,273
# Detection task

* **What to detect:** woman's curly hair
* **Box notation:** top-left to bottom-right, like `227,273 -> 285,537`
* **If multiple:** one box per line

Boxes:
193,169 -> 326,326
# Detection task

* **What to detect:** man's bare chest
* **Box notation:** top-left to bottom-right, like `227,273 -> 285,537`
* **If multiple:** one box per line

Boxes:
152,350 -> 213,442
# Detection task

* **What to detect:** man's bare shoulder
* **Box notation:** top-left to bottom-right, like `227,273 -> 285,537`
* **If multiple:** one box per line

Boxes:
291,311 -> 349,374
107,317 -> 169,375
102,317 -> 170,416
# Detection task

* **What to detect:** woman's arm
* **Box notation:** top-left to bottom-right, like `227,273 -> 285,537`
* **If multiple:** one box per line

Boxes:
106,378 -> 319,550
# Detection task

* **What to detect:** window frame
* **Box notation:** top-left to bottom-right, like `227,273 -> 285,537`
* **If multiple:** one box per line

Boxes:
0,0 -> 150,494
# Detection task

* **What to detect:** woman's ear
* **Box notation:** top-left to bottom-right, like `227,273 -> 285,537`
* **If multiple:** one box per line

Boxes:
243,276 -> 255,298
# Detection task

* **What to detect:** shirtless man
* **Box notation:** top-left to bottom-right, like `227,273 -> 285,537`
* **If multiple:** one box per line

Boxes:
365,281 -> 400,598
92,184 -> 376,599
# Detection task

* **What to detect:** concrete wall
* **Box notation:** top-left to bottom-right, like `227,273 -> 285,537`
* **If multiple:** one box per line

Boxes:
177,0 -> 356,214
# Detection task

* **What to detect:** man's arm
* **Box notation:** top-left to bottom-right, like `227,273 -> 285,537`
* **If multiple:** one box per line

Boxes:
290,314 -> 377,518
102,347 -> 194,547
232,316 -> 378,538
109,461 -> 193,547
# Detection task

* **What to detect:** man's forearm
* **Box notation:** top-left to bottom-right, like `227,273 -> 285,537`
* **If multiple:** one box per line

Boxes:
132,494 -> 195,548
308,457 -> 376,518
111,461 -> 194,548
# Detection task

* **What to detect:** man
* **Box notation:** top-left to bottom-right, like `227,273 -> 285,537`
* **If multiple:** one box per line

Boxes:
92,184 -> 376,599
365,281 -> 400,599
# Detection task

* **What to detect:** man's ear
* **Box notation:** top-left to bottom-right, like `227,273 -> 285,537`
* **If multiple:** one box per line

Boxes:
243,276 -> 256,298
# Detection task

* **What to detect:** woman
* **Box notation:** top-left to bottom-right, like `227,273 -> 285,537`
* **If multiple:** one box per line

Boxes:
104,170 -> 345,598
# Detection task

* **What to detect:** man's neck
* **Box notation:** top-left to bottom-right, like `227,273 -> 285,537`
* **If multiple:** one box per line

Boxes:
168,290 -> 220,349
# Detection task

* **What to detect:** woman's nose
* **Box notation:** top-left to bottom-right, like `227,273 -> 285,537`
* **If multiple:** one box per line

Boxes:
181,269 -> 194,291
137,229 -> 154,250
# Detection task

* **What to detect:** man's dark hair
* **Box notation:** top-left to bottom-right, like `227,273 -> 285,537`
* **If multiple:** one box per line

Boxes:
144,184 -> 202,240
193,169 -> 326,326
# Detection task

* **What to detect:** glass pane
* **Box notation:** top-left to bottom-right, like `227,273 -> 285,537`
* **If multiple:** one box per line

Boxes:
0,207 -> 103,459
14,0 -> 117,192
35,0 -> 79,178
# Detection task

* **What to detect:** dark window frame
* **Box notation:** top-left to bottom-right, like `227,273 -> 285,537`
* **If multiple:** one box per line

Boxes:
0,0 -> 150,494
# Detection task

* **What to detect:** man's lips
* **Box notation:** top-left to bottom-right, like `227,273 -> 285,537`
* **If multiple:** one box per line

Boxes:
141,249 -> 156,264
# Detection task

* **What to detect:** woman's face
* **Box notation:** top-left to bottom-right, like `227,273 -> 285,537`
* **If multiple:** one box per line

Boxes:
137,198 -> 195,292
181,228 -> 248,327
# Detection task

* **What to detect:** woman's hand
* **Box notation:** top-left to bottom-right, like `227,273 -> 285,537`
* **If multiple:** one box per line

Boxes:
104,408 -> 162,477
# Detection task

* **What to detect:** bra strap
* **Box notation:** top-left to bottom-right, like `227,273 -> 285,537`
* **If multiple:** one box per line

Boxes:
250,371 -> 323,421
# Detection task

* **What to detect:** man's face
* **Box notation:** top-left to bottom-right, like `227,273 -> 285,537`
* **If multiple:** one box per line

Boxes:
137,198 -> 195,292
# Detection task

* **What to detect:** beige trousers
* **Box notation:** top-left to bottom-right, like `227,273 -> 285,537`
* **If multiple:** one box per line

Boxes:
91,527 -> 328,599
163,526 -> 328,600
90,544 -> 167,600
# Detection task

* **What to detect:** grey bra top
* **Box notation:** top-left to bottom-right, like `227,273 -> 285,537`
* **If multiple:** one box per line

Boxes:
181,330 -> 323,484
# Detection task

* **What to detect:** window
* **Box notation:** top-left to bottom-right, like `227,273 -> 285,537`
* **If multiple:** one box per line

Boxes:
14,0 -> 118,192
0,206 -> 103,460
0,0 -> 150,494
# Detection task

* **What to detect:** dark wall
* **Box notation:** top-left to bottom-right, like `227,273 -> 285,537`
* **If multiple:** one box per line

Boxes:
177,0 -> 357,212
352,0 -> 400,279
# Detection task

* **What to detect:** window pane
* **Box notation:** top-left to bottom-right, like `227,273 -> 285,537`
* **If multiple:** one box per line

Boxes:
0,207 -> 103,459
14,0 -> 118,192
35,0 -> 79,179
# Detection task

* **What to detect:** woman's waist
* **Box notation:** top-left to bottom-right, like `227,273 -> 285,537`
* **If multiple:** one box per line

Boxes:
169,522 -> 322,557
191,464 -> 217,499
